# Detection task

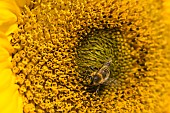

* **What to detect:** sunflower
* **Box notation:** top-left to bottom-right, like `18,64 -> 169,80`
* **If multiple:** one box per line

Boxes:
1,0 -> 170,113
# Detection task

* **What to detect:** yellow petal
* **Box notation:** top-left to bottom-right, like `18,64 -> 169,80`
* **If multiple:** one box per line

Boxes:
0,0 -> 31,113
0,47 -> 9,62
0,69 -> 17,106
0,75 -> 23,113
0,33 -> 14,54
0,69 -> 12,90
15,0 -> 31,8
0,8 -> 17,36
0,1 -> 20,17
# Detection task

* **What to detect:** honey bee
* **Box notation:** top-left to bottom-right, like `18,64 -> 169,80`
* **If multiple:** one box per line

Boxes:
89,58 -> 113,93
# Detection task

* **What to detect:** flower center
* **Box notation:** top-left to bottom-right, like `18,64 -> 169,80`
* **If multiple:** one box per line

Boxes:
75,28 -> 133,91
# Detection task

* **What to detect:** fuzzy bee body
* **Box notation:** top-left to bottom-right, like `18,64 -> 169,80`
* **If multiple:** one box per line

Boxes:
89,59 -> 112,93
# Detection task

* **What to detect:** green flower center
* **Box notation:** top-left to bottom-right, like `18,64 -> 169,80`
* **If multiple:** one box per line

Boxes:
76,28 -> 133,92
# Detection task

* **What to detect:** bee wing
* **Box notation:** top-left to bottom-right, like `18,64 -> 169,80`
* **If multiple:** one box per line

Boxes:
103,78 -> 120,88
103,58 -> 112,66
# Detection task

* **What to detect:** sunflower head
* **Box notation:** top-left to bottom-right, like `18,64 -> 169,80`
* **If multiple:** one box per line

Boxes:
10,0 -> 170,112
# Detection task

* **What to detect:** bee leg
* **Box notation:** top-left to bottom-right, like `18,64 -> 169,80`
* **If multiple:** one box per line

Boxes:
96,85 -> 100,93
90,66 -> 95,71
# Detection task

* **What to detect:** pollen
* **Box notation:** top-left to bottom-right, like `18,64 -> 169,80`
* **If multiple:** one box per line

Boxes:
11,0 -> 170,112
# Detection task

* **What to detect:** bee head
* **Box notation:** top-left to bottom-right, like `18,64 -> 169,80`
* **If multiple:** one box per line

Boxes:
89,72 -> 102,86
